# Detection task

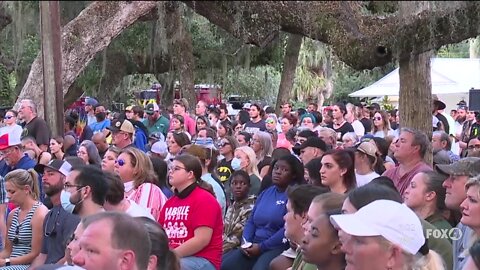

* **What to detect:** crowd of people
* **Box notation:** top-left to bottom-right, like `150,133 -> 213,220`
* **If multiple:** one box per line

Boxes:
0,95 -> 479,270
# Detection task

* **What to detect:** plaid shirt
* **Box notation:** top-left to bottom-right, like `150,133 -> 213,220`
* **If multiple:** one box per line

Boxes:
223,195 -> 256,253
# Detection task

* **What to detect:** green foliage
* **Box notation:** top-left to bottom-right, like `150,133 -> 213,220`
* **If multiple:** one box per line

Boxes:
0,64 -> 12,106
224,66 -> 281,105
436,40 -> 470,58
329,61 -> 395,103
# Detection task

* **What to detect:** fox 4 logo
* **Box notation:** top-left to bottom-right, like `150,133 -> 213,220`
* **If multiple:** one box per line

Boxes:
425,228 -> 462,241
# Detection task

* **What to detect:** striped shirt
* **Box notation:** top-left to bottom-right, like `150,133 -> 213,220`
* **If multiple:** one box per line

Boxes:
127,182 -> 167,221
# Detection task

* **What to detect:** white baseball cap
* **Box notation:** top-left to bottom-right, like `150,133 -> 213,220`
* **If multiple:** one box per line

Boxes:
151,141 -> 168,155
330,200 -> 425,255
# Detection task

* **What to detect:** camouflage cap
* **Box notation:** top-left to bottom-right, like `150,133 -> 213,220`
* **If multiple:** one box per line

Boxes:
436,157 -> 480,177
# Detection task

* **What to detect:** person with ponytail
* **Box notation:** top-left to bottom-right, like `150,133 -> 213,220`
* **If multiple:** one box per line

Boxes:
0,169 -> 48,269
159,154 -> 222,270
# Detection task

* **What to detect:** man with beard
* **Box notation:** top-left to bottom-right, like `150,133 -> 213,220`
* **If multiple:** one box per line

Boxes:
63,165 -> 107,218
29,159 -> 81,268
455,104 -> 476,157
89,104 -> 111,136
143,103 -> 169,138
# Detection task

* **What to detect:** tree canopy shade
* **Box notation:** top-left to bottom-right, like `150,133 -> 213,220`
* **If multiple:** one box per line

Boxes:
182,1 -> 480,70
16,1 -> 157,112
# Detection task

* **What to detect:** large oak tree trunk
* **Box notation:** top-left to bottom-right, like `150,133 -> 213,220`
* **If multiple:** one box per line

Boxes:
275,34 -> 302,114
16,1 -> 157,116
399,51 -> 433,164
164,2 -> 195,111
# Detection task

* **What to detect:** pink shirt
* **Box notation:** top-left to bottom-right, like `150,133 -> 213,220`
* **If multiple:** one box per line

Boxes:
127,182 -> 167,220
382,161 -> 432,196
169,113 -> 196,136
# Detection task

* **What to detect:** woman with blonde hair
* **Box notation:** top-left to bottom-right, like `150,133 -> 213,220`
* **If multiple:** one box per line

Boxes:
232,146 -> 261,196
251,131 -> 273,178
115,147 -> 168,220
0,169 -> 48,269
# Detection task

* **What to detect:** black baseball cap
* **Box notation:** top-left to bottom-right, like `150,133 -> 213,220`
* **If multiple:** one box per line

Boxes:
34,159 -> 73,177
293,137 -> 327,155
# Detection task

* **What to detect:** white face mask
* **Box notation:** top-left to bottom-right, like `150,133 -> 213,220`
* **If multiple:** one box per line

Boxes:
60,190 -> 75,214
231,157 -> 242,171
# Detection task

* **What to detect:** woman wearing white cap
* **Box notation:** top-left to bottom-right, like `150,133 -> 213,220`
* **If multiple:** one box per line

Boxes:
332,198 -> 446,270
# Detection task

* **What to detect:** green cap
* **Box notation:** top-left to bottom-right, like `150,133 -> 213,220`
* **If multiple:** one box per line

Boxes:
436,157 -> 480,177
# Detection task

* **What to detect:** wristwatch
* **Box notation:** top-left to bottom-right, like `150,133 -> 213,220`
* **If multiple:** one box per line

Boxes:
5,258 -> 10,266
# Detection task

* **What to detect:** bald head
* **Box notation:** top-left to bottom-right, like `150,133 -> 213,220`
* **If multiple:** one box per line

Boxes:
92,132 -> 108,152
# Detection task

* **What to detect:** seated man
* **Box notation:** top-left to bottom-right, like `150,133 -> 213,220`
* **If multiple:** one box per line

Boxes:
72,212 -> 151,270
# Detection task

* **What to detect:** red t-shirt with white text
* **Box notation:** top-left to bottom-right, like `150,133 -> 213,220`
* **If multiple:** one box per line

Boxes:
159,186 -> 223,270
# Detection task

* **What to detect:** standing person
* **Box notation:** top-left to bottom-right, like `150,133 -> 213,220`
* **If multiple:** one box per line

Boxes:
171,99 -> 196,136
357,103 -> 372,134
18,99 -> 50,151
0,110 -> 23,139
327,103 -> 354,142
244,104 -> 267,136
221,155 -> 305,270
107,119 -> 136,150
143,103 -> 170,138
49,137 -> 65,161
382,128 -> 432,196
29,160 -> 80,268
0,169 -> 49,269
223,170 -> 256,254
371,110 -> 395,138
196,101 -> 208,118
83,98 -> 98,126
159,155 -> 223,270
88,105 -> 110,135
345,103 -> 365,137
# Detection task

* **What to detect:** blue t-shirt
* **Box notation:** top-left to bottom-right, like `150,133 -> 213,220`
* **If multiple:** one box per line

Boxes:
242,185 -> 289,252
89,119 -> 111,134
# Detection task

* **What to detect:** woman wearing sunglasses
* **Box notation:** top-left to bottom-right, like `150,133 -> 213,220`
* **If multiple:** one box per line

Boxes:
0,169 -> 48,269
371,110 -> 395,139
159,154 -> 223,270
0,110 -> 23,140
115,147 -> 167,221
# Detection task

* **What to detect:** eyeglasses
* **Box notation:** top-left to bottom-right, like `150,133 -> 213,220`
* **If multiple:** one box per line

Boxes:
169,165 -> 187,172
218,142 -> 230,148
64,183 -> 84,190
468,145 -> 480,150
115,159 -> 125,166
4,115 -> 14,119
374,117 -> 382,121
266,119 -> 275,124
44,209 -> 60,237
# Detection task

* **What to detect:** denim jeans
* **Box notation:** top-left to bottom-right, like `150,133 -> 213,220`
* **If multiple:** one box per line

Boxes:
180,256 -> 216,270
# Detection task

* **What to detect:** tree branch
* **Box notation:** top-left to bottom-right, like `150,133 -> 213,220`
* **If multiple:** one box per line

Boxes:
182,1 -> 480,70
16,1 -> 157,116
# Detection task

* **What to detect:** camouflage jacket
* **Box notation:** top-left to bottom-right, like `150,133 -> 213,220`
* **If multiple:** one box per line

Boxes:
223,195 -> 256,253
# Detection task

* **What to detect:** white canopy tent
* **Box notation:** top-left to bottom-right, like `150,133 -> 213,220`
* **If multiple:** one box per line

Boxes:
349,58 -> 480,111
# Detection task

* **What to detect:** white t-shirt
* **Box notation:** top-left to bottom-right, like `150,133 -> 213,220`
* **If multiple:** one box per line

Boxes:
126,199 -> 155,220
351,120 -> 365,137
373,129 -> 395,139
355,171 -> 380,187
